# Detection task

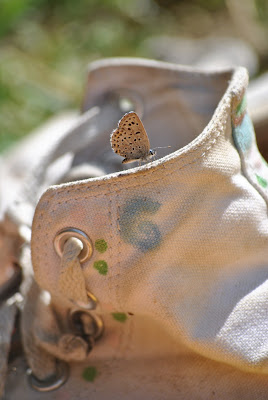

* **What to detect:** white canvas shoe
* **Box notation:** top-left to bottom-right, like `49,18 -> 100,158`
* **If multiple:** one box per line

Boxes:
2,58 -> 268,399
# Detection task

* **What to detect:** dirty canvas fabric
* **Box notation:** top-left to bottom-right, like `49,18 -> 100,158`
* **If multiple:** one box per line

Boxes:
2,58 -> 268,399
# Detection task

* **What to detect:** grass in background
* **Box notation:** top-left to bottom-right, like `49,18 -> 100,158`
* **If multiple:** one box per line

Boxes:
0,0 -> 267,152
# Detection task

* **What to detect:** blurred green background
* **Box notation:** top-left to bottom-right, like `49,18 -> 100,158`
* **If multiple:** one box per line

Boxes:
0,0 -> 267,152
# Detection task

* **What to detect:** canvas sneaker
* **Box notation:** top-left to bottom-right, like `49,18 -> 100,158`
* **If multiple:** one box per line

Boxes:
1,58 -> 268,399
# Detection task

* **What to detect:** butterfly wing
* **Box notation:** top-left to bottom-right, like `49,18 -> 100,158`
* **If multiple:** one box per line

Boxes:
110,112 -> 150,163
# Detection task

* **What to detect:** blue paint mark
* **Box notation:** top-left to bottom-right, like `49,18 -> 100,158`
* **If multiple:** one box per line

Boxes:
232,113 -> 254,152
119,197 -> 161,251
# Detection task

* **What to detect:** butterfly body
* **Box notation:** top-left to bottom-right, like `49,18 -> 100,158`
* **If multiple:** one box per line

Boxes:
110,112 -> 155,164
122,148 -> 156,164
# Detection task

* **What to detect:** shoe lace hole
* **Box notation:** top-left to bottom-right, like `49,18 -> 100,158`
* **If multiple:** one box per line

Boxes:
54,228 -> 93,263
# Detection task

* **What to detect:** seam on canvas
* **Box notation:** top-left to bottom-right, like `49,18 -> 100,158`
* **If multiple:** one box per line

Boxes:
47,120 -> 228,208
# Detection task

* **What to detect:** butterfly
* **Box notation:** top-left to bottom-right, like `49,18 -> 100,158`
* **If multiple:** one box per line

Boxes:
110,112 -> 156,164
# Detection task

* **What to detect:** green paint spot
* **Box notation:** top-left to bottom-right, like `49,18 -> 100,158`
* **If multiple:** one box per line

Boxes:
95,239 -> 108,253
236,96 -> 247,117
94,260 -> 108,275
112,312 -> 128,323
256,174 -> 268,188
82,366 -> 97,382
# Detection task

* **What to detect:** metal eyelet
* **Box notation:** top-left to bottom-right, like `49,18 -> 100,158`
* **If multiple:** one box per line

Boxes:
54,228 -> 93,263
27,361 -> 69,392
69,309 -> 104,341
104,89 -> 144,118
91,313 -> 104,340
72,291 -> 98,310
116,89 -> 144,118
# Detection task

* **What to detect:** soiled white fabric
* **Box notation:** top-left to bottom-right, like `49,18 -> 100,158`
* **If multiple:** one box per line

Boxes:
3,58 -> 268,399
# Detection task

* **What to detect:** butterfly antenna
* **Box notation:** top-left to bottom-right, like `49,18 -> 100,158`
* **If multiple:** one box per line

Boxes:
152,146 -> 172,150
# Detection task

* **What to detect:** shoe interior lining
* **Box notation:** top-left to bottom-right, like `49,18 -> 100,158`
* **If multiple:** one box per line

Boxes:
71,69 -> 232,178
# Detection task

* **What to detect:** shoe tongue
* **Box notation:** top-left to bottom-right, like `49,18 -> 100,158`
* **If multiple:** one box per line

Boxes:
81,58 -> 233,156
82,57 -> 232,110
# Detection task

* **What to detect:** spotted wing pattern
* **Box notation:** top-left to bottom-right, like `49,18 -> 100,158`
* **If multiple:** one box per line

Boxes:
110,112 -> 150,163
